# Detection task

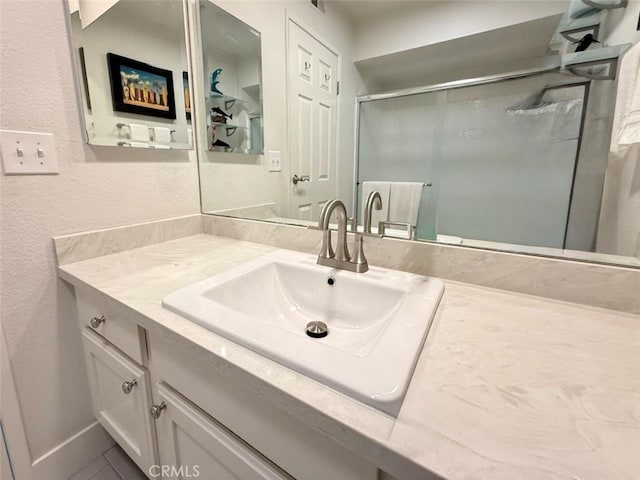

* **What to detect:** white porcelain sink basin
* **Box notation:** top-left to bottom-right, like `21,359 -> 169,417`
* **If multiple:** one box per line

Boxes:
162,250 -> 444,416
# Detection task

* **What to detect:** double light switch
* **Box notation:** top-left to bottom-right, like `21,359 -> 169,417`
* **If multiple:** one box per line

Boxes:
0,130 -> 59,175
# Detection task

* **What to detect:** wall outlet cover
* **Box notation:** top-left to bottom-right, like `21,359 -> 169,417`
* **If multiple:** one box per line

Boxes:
0,130 -> 59,175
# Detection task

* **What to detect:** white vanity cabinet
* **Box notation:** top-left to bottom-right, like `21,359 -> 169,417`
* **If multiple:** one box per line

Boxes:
81,329 -> 158,473
75,289 -> 380,480
152,382 -> 291,480
147,332 -> 379,480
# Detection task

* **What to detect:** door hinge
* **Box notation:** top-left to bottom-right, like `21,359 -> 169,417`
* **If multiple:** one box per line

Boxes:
336,81 -> 340,95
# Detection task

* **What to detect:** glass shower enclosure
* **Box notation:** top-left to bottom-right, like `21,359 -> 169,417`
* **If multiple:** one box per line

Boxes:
356,71 -> 589,250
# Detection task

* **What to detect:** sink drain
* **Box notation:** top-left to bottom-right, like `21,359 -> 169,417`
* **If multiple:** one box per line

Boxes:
306,321 -> 328,338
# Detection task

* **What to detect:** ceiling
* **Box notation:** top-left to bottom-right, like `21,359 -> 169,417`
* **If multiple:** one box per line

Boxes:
329,0 -> 417,22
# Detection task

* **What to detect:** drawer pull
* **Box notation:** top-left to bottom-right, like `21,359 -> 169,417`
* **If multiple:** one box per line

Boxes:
121,379 -> 138,394
90,316 -> 105,328
150,402 -> 166,419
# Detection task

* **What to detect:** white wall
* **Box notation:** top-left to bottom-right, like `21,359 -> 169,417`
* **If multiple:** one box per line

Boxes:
0,0 -> 200,469
198,0 -> 363,218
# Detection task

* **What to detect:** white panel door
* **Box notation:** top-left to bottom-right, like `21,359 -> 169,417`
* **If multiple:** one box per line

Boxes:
153,382 -> 292,480
287,20 -> 339,221
82,328 -> 158,473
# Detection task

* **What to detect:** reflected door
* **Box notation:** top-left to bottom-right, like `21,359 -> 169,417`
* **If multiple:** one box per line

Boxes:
286,20 -> 338,221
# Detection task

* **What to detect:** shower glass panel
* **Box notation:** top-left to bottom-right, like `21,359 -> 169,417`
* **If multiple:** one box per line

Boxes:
357,73 -> 587,249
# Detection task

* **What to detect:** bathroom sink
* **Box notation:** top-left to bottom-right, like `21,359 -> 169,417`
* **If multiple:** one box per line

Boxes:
162,249 -> 444,416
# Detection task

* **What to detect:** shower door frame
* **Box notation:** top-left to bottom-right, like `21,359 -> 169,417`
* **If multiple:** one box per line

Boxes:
353,66 -> 591,250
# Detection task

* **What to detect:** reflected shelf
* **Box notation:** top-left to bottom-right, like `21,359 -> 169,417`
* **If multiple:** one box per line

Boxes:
209,146 -> 260,154
210,122 -> 247,129
562,43 -> 631,80
207,92 -> 249,110
88,136 -> 192,150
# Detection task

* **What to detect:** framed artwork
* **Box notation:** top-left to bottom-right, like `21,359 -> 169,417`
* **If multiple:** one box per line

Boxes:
183,71 -> 191,121
107,53 -> 176,119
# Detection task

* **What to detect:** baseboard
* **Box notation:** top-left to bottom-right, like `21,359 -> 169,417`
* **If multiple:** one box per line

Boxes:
2,323 -> 33,480
31,421 -> 114,480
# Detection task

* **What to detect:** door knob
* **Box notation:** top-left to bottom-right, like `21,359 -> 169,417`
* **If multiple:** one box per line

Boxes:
292,174 -> 310,185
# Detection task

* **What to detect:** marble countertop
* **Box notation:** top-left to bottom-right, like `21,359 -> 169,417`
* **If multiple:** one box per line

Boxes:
58,233 -> 640,480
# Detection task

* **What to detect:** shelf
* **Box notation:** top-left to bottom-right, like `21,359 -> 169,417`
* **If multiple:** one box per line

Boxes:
562,43 -> 631,66
562,43 -> 631,79
209,146 -> 258,155
582,0 -> 628,10
559,14 -> 602,42
209,122 -> 246,136
211,122 -> 246,129
207,92 -> 246,102
207,92 -> 248,110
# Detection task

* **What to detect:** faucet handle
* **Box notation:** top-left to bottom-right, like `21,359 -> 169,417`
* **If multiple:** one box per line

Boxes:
350,233 -> 369,273
347,217 -> 357,232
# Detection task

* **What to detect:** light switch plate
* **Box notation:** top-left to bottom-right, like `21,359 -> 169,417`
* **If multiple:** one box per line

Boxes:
0,130 -> 59,175
268,150 -> 282,172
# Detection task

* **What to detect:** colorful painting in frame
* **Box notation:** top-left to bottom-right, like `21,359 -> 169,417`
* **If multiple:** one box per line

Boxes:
107,53 -> 176,119
183,71 -> 191,121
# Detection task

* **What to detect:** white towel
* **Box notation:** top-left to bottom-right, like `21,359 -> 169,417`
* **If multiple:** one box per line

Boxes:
361,181 -> 390,227
129,142 -> 149,148
153,127 -> 172,143
388,182 -> 423,226
129,124 -> 150,142
152,144 -> 171,150
611,42 -> 640,156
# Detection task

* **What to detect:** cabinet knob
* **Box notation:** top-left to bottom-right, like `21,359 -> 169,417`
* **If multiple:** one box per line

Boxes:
90,316 -> 105,328
121,379 -> 138,394
150,402 -> 166,419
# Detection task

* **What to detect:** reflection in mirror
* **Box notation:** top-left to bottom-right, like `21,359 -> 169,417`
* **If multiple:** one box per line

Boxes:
358,74 -> 589,249
198,1 -> 263,155
68,0 -> 193,149
197,0 -> 640,268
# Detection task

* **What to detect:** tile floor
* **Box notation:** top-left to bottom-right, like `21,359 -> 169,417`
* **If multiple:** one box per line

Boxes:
69,445 -> 147,480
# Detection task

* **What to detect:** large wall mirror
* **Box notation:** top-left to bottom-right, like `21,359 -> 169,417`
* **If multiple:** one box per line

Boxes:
66,0 -> 640,268
67,0 -> 194,149
195,0 -> 640,269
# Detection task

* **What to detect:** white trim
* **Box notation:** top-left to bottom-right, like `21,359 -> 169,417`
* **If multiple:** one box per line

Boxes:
1,323 -> 33,480
31,422 -> 114,480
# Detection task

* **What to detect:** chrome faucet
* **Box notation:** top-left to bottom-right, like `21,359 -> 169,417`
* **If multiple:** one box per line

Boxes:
317,199 -> 369,273
364,191 -> 382,234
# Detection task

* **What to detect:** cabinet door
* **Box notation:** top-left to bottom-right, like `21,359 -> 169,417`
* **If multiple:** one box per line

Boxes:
82,328 -> 157,473
153,382 -> 291,480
